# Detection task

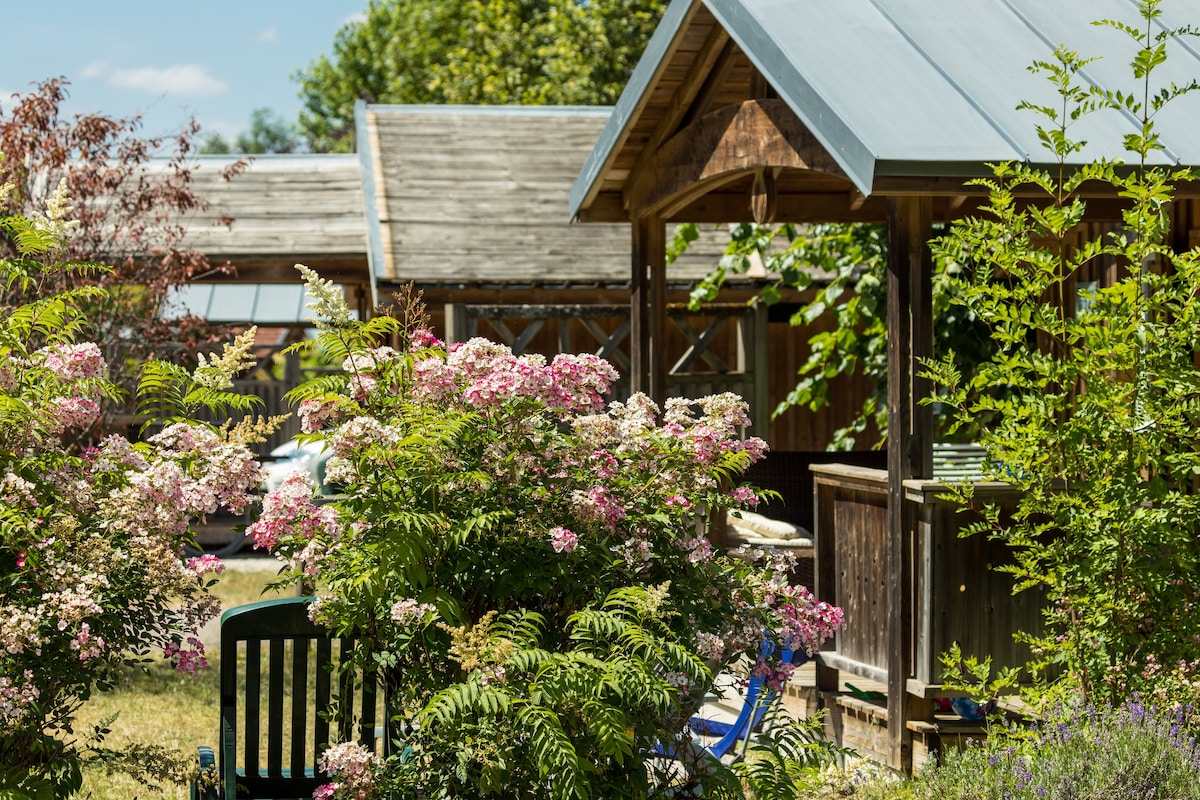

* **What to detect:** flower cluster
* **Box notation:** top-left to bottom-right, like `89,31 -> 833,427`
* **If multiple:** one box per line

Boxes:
412,337 -> 618,414
193,326 -> 259,390
548,526 -> 578,554
769,583 -> 845,657
35,342 -> 106,381
248,470 -> 339,553
390,598 -> 436,627
314,741 -> 382,800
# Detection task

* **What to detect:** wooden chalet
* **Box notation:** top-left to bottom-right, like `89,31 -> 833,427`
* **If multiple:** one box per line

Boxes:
567,0 -> 1200,770
174,153 -> 371,294
157,153 -> 371,449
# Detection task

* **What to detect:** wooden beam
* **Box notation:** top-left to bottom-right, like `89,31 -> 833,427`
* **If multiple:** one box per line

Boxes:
674,191 -> 893,223
679,38 -> 739,129
885,195 -> 933,772
625,99 -> 850,219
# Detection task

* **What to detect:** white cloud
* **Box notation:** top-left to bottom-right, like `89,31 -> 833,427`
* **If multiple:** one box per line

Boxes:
107,64 -> 228,97
256,25 -> 278,43
337,11 -> 366,29
79,60 -> 109,80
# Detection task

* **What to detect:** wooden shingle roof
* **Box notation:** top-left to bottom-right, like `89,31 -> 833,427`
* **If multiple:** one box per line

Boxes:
172,154 -> 367,283
357,103 -> 730,287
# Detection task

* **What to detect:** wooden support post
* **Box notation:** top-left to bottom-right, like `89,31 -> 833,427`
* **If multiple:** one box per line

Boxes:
631,219 -> 652,395
632,216 -> 666,404
885,195 -> 934,771
813,477 -> 840,699
445,303 -> 472,345
737,300 -> 770,435
649,217 -> 667,406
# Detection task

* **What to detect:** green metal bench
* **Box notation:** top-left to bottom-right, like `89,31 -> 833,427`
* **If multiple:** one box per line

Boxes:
191,597 -> 388,800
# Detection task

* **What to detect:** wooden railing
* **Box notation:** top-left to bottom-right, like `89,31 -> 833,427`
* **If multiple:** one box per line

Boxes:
811,462 -> 1039,769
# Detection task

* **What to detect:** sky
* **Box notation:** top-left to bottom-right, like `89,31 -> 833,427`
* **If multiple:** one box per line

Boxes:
1,0 -> 368,145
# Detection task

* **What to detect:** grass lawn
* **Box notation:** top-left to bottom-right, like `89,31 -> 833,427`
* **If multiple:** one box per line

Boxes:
75,564 -> 287,800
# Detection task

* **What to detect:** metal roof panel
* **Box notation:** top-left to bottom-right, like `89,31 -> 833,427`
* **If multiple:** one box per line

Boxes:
209,284 -> 258,322
711,0 -> 1025,179
570,0 -> 1200,214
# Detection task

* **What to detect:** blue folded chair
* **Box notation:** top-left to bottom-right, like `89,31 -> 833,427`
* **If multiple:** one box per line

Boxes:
687,639 -> 802,760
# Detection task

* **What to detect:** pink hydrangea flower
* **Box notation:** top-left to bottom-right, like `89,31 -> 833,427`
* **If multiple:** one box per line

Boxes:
35,342 -> 107,381
46,396 -> 99,434
549,526 -> 578,554
390,598 -> 436,626
317,741 -> 380,800
164,637 -> 208,677
729,486 -> 759,506
410,327 -> 443,350
187,554 -> 225,577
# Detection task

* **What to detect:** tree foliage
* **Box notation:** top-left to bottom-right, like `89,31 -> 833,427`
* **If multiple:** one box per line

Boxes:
926,0 -> 1200,710
679,220 -> 996,449
294,0 -> 666,152
198,107 -> 298,155
0,78 -> 247,434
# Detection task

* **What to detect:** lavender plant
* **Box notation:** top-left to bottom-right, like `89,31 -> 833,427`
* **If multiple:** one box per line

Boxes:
911,701 -> 1200,800
254,266 -> 845,800
0,163 -> 272,797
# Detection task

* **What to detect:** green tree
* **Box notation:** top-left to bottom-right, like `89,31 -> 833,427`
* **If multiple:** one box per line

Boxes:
197,132 -> 231,154
925,0 -> 1200,710
198,108 -> 298,155
294,0 -> 666,152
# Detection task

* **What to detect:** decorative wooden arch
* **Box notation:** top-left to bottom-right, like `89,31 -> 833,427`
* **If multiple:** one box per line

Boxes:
625,99 -> 850,219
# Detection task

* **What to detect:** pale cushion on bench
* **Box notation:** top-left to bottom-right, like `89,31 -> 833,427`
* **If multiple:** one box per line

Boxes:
726,511 -> 813,548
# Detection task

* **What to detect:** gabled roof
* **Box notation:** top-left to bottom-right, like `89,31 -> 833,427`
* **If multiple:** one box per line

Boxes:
571,0 -> 1200,222
356,103 -> 730,285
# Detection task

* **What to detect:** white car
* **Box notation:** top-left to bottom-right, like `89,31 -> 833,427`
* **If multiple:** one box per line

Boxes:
261,439 -> 334,494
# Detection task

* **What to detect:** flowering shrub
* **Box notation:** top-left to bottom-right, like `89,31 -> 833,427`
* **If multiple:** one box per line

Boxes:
257,266 -> 844,799
0,168 -> 270,797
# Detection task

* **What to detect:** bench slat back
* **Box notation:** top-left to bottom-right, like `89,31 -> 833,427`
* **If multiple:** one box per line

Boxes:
218,597 -> 385,799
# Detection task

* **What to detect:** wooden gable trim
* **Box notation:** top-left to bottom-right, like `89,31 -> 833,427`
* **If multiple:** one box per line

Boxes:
624,99 -> 849,219
624,26 -> 733,216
